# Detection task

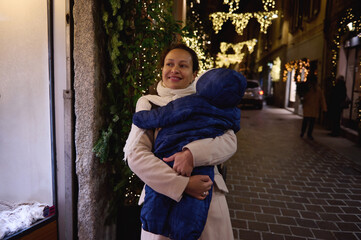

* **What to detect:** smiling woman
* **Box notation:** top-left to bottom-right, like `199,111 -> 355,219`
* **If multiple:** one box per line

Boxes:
161,44 -> 199,89
124,43 -> 238,240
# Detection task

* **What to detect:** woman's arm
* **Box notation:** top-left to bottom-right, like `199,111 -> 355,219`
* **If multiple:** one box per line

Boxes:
127,129 -> 189,202
186,129 -> 237,167
127,128 -> 213,201
163,129 -> 236,176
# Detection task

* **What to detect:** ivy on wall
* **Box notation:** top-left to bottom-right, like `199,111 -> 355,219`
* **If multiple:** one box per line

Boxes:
93,0 -> 183,209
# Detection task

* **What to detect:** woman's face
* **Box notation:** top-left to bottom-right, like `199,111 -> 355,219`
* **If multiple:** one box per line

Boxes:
162,48 -> 197,89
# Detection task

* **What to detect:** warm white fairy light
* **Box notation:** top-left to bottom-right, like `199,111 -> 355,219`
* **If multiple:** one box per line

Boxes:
216,52 -> 245,68
253,10 -> 278,34
183,32 -> 214,73
220,39 -> 257,55
230,13 -> 253,35
216,39 -> 257,67
209,12 -> 229,34
223,0 -> 240,13
210,10 -> 278,35
262,0 -> 276,11
270,57 -> 281,81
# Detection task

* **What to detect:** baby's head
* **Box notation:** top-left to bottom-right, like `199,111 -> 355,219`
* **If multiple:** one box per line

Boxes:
196,68 -> 247,108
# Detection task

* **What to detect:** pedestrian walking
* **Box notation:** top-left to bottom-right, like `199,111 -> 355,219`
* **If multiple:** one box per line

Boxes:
300,75 -> 327,140
328,75 -> 347,136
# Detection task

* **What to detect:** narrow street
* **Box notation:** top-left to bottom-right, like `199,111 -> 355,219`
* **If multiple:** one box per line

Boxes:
226,106 -> 361,240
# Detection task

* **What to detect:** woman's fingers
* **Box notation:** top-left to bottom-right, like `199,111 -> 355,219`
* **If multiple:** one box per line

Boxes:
184,175 -> 213,200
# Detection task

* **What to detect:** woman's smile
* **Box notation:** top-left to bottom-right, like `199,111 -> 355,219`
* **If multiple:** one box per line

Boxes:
162,48 -> 197,89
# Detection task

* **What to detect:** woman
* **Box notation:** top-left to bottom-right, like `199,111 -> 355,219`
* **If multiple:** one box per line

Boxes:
300,75 -> 327,140
125,43 -> 236,240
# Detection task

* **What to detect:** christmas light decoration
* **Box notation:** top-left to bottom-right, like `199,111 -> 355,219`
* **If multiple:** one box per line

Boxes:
216,52 -> 245,68
283,59 -> 310,82
216,39 -> 257,67
262,0 -> 276,11
223,0 -> 240,13
210,0 -> 277,35
230,13 -> 254,35
253,11 -> 279,34
270,57 -> 281,81
220,39 -> 257,55
183,32 -> 214,73
330,8 -> 361,79
210,10 -> 278,35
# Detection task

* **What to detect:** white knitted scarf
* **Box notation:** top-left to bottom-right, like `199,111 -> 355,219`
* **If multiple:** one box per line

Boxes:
123,81 -> 196,161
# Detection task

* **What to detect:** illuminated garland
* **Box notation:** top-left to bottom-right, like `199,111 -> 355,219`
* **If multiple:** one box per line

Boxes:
330,8 -> 361,79
270,57 -> 281,81
183,31 -> 214,73
211,0 -> 277,35
209,10 -> 278,35
216,39 -> 257,67
230,13 -> 254,35
216,52 -> 245,68
262,0 -> 276,11
220,39 -> 257,54
253,11 -> 278,34
282,59 -> 310,82
223,0 -> 240,13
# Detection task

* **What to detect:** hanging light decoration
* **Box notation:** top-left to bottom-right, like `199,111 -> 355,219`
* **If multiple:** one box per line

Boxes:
262,0 -> 276,11
253,10 -> 279,34
230,13 -> 254,35
216,52 -> 245,68
223,0 -> 241,13
183,32 -> 214,73
216,39 -> 257,67
210,0 -> 277,35
283,59 -> 310,82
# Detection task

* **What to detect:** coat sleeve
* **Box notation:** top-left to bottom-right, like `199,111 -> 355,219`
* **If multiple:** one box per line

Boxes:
183,129 -> 237,167
127,128 -> 189,202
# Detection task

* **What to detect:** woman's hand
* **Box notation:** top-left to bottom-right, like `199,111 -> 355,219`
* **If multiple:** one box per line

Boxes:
184,175 -> 213,200
163,149 -> 194,176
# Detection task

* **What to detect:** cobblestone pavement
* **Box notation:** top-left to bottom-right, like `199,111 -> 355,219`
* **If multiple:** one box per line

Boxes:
226,106 -> 361,240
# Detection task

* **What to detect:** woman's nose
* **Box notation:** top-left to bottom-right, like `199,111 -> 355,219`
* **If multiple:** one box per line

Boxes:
171,66 -> 179,73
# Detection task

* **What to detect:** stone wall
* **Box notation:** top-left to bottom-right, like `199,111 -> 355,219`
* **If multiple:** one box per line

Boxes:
73,0 -> 113,239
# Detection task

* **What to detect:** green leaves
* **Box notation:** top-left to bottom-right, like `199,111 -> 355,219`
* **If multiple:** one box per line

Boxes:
96,0 -> 184,207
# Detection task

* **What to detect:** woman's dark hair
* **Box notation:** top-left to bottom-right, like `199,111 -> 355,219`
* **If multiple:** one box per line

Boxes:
159,43 -> 199,73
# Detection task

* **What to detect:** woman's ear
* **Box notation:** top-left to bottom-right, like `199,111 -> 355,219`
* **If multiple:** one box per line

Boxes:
192,71 -> 198,81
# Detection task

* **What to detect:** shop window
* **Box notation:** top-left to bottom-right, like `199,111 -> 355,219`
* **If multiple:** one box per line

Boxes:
0,0 -> 56,238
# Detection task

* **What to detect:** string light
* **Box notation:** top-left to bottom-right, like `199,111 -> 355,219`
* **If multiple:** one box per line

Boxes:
223,0 -> 240,13
230,13 -> 253,35
210,10 -> 278,35
262,0 -> 276,11
209,12 -> 229,34
253,10 -> 278,34
183,31 -> 214,73
216,52 -> 245,68
220,39 -> 257,55
270,57 -> 281,81
283,59 -> 310,82
210,0 -> 277,35
216,39 -> 257,67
